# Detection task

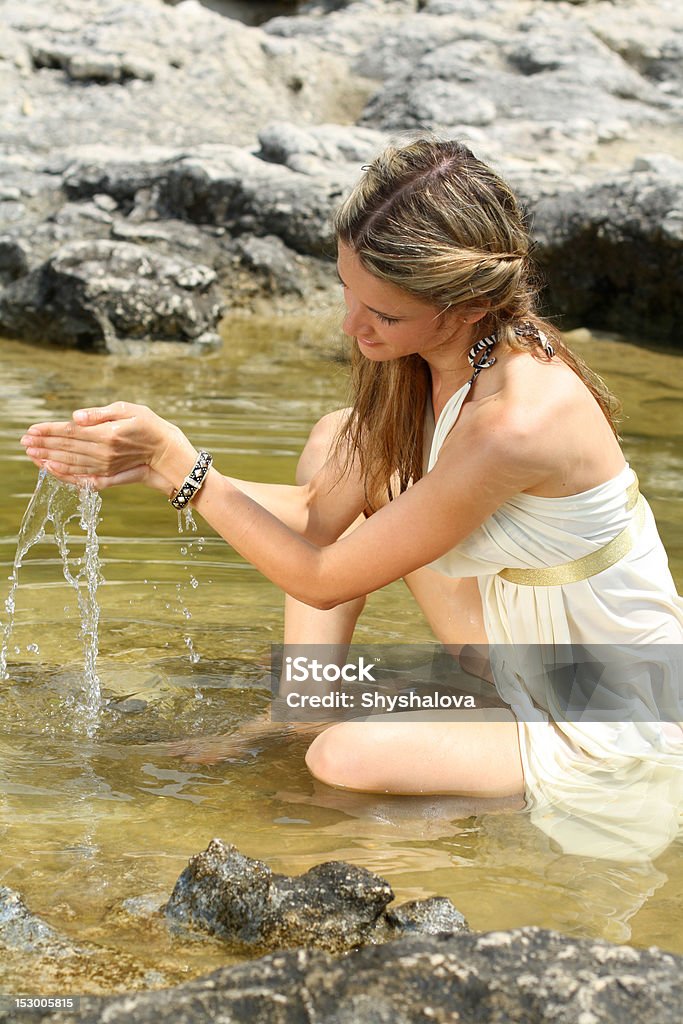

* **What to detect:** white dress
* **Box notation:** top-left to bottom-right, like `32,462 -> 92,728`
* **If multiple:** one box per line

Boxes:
425,382 -> 683,862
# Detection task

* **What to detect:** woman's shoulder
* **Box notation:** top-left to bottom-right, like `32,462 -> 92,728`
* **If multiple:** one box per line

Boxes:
470,346 -> 588,433
458,345 -> 625,495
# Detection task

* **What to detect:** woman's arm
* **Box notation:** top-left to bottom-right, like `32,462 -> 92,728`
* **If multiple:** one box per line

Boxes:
21,402 -> 367,545
22,400 -> 547,609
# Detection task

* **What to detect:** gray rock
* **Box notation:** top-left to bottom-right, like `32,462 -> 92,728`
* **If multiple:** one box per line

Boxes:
164,839 -> 469,955
1,0 -> 682,340
61,145 -> 345,258
6,927 -> 682,1024
383,895 -> 468,936
363,76 -> 497,131
164,837 -> 397,953
0,886 -> 83,957
0,237 -> 30,283
531,163 -> 683,342
257,121 -> 385,171
0,240 -> 224,352
360,4 -> 675,139
160,150 -> 345,257
578,0 -> 683,88
233,234 -> 306,295
0,0 -> 356,155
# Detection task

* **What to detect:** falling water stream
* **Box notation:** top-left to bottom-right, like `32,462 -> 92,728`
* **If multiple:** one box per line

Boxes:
0,472 -> 103,736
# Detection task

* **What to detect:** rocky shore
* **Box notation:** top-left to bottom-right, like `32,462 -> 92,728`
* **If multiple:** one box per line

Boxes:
0,0 -> 682,349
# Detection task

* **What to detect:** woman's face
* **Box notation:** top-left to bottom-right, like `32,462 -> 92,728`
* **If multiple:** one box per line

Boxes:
337,242 -> 470,362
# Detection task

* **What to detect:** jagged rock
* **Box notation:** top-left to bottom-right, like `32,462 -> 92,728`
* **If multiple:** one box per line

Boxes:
233,234 -> 306,295
575,0 -> 683,88
531,159 -> 683,341
0,240 -> 224,351
1,0 -> 682,342
0,237 -> 30,283
0,0 -> 357,154
257,121 -> 385,172
383,895 -> 468,936
5,927 -> 682,1024
359,4 -> 674,142
60,146 -> 346,258
164,838 -> 468,954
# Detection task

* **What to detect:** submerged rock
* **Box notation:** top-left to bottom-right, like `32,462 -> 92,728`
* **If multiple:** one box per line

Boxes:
0,886 -> 83,957
0,886 -> 169,993
7,927 -> 683,1024
164,838 -> 467,954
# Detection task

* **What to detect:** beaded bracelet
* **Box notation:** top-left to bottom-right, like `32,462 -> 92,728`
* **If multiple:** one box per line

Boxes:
169,451 -> 213,510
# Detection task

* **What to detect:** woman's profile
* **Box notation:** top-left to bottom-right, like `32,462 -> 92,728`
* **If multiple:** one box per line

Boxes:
20,139 -> 683,860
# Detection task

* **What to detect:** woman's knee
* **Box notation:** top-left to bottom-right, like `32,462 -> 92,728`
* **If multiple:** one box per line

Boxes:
296,408 -> 352,485
305,723 -> 368,790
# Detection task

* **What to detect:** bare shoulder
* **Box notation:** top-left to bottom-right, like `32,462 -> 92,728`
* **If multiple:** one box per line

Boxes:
453,346 -> 624,494
481,346 -> 611,428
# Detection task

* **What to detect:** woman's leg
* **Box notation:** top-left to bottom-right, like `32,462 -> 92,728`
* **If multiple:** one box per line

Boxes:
305,711 -> 524,799
283,409 -> 367,648
289,412 -> 522,800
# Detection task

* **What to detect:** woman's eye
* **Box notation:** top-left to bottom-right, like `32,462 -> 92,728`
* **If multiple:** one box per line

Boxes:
375,313 -> 399,326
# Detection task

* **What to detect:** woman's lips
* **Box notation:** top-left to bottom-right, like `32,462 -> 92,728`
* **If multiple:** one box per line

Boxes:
357,336 -> 381,347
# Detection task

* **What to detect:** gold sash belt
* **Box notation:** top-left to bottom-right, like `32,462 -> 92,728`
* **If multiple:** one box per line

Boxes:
498,477 -> 645,587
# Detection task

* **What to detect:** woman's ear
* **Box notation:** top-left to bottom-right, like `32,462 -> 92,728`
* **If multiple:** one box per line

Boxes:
461,304 -> 490,325
446,302 -> 490,327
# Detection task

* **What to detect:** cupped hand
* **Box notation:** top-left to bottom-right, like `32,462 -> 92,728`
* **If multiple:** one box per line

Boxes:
20,401 -> 194,493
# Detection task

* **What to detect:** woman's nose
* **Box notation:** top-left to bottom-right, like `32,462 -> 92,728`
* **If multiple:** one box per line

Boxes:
342,298 -> 370,338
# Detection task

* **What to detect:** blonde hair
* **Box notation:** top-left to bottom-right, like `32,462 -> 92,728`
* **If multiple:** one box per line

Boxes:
333,139 -> 620,508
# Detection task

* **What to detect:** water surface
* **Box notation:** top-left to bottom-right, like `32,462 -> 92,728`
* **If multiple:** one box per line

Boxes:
0,320 -> 681,993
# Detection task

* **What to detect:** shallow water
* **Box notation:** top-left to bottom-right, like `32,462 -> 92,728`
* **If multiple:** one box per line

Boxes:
0,320 -> 681,993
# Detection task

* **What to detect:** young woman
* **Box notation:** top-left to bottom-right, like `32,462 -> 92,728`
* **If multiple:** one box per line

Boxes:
20,140 -> 683,860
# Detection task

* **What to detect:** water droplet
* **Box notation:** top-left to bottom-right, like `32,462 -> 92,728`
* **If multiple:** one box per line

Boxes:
27,643 -> 39,654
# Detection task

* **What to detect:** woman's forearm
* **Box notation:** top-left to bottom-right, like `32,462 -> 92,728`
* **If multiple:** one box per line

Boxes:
189,470 -> 335,608
222,476 -> 310,536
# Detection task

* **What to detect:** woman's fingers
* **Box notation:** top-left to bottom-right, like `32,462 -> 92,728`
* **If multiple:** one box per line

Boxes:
72,401 -> 141,426
23,402 -> 143,441
22,434 -> 104,459
21,401 -> 185,491
21,412 -> 146,474
22,419 -> 81,438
